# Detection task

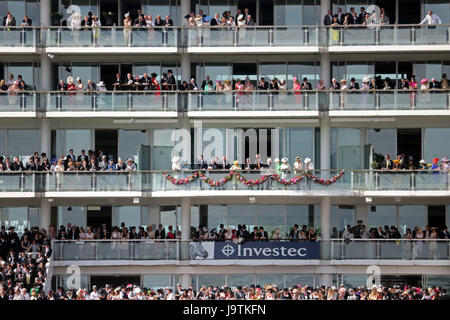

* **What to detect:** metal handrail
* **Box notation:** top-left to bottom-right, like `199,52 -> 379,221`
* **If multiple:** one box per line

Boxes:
52,238 -> 450,242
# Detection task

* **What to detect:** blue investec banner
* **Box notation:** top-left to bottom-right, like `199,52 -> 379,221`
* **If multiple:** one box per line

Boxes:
212,241 -> 320,260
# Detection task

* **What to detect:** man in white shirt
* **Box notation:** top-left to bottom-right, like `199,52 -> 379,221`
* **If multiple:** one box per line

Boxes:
420,10 -> 442,25
89,285 -> 99,300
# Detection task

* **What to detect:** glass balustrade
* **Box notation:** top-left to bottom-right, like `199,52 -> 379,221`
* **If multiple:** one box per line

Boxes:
0,173 -> 35,192
0,93 -> 37,111
0,27 -> 35,47
52,239 -> 450,261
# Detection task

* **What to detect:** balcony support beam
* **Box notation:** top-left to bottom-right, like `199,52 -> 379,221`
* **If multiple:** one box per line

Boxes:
147,205 -> 161,228
320,115 -> 331,170
320,0 -> 331,26
181,197 -> 191,241
41,118 -> 51,160
40,0 -> 51,27
320,196 -> 332,287
181,53 -> 191,85
180,0 -> 191,26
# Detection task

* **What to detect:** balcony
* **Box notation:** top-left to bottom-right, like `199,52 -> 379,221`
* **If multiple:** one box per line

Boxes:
45,26 -> 178,54
51,239 -> 450,263
1,90 -> 449,118
0,170 -> 449,198
0,27 -> 37,53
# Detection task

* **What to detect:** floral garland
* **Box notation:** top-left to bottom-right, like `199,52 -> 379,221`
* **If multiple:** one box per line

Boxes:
163,170 -> 345,187
305,171 -> 344,185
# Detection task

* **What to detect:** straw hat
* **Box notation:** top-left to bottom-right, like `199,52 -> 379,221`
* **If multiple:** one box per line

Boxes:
441,157 -> 449,162
304,157 -> 311,164
419,159 -> 426,164
67,76 -> 74,84
237,14 -> 244,21
362,77 -> 370,83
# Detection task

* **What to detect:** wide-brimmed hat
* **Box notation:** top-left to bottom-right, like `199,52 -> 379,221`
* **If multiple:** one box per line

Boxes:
281,157 -> 288,163
421,78 -> 429,84
304,157 -> 311,163
442,157 -> 449,162
432,158 -> 439,163
237,14 -> 244,20
67,76 -> 74,84
362,77 -> 370,83
419,159 -> 426,164
340,78 -> 347,83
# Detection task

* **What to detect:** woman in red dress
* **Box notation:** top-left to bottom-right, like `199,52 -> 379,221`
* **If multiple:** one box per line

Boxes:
151,72 -> 161,95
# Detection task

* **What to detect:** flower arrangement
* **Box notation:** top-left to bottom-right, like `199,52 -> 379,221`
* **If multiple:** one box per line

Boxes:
162,170 -> 345,187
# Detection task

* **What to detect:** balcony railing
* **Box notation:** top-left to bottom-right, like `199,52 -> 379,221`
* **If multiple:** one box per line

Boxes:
46,26 -> 178,48
2,25 -> 450,49
52,239 -> 450,261
1,90 -> 449,113
0,27 -> 36,47
1,170 -> 449,193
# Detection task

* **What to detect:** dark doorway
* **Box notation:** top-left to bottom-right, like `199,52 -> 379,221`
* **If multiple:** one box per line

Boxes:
375,61 -> 397,88
380,275 -> 422,288
259,0 -> 273,25
95,129 -> 118,160
238,0 -> 257,22
398,62 -> 413,88
120,64 -> 133,83
233,63 -> 257,86
100,0 -> 118,26
90,275 -> 140,289
428,206 -> 446,229
87,206 -> 112,230
398,0 -> 421,24
397,129 -> 421,166
375,0 -> 396,24
122,0 -> 141,24
100,65 -> 119,90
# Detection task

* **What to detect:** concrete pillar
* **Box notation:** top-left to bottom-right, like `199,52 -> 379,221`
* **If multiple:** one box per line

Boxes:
320,116 -> 331,170
181,53 -> 191,83
181,197 -> 191,241
320,52 -> 330,88
320,197 -> 332,287
40,199 -> 51,231
41,118 -> 51,159
180,0 -> 191,26
147,205 -> 161,227
320,0 -> 331,25
40,0 -> 51,26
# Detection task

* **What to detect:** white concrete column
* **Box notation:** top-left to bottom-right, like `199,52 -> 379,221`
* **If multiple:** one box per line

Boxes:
181,197 -> 191,241
320,197 -> 332,287
320,116 -> 331,170
180,0 -> 191,26
320,197 -> 331,241
40,199 -> 51,231
40,0 -> 51,26
320,0 -> 331,25
181,53 -> 191,83
320,52 -> 330,89
147,205 -> 160,227
41,118 -> 51,159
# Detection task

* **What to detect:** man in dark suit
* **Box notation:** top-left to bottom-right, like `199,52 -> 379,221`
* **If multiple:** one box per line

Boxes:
12,157 -> 24,171
349,77 -> 359,90
21,16 -> 32,26
57,80 -> 67,91
196,155 -> 208,170
154,15 -> 164,26
245,15 -> 255,26
66,149 -> 76,166
155,224 -> 166,239
356,7 -> 366,24
188,78 -> 199,90
301,77 -> 312,90
216,156 -> 230,170
140,73 -> 151,90
210,13 -> 220,26
167,70 -> 176,90
7,227 -> 19,250
323,10 -> 333,26
3,157 -> 13,171
330,78 -> 340,90
381,154 -> 393,170
250,227 -> 260,241
336,7 -> 345,24
201,75 -> 211,90
259,227 -> 268,241
3,11 -> 16,26
429,78 -> 440,89
164,15 -> 173,26
77,149 -> 89,163
112,73 -> 122,91
258,77 -> 269,90
217,224 -> 226,240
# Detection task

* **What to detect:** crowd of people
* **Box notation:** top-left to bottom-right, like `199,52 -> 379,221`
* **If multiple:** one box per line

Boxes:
2,10 -> 32,27
0,149 -> 137,172
375,154 -> 449,171
0,225 -> 51,300
23,283 -> 448,300
0,74 -> 30,93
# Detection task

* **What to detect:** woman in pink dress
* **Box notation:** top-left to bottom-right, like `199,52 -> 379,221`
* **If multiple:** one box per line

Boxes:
293,76 -> 302,105
234,78 -> 244,105
408,74 -> 418,107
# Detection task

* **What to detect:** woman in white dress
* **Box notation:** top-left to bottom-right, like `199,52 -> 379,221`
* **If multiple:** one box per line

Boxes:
91,15 -> 101,46
123,13 -> 132,46
280,158 -> 290,179
54,159 -> 64,191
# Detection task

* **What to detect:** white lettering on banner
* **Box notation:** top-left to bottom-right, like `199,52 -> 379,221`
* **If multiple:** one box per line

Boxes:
233,244 -> 309,258
66,265 -> 81,290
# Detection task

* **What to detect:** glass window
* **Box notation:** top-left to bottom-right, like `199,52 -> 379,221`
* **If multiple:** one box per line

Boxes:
346,62 -> 374,85
342,274 -> 369,288
332,128 -> 361,169
70,64 -> 99,84
228,205 -> 256,230
0,1 -> 25,22
425,275 -> 450,291
28,207 -> 39,228
285,274 -> 315,287
257,205 -> 285,237
259,63 -> 287,83
255,274 -> 284,288
274,0 -> 302,25
113,206 -> 142,227
331,205 -> 355,235
367,129 -> 396,161
286,205 -> 309,236
227,274 -> 255,287
197,64 -> 232,84
0,130 -> 6,156
142,0 -> 174,23
413,62 -> 442,82
134,64 -> 160,78
59,275 -> 89,291
26,0 -> 40,26
424,128 -> 450,163
160,206 -> 180,231
206,205 -> 227,231
285,128 -> 314,165
202,128 -> 226,160
287,63 -> 317,88
7,130 -> 40,161
1,207 -> 29,235
118,130 -> 147,162
5,63 -> 34,89
197,274 -> 226,290
398,206 -> 426,234
143,274 -> 172,290
368,206 -> 396,230
422,0 -> 450,24
191,205 -> 200,228
58,206 -> 85,227
303,0 -> 319,25
447,205 -> 450,227
55,129 -> 92,159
